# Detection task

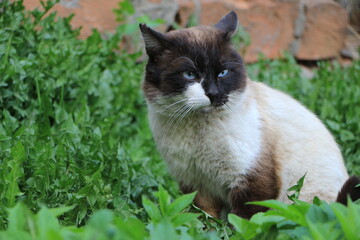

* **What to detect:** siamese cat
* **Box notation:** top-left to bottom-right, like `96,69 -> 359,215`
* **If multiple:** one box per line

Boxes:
139,11 -> 360,219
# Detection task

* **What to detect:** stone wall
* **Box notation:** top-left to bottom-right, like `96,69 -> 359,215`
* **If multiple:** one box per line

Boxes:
178,0 -> 348,62
23,0 -> 352,62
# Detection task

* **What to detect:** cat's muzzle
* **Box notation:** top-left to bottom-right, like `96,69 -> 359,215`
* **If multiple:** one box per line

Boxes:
211,96 -> 228,107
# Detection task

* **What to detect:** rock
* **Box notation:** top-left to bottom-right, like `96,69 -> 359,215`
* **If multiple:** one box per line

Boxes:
131,0 -> 179,32
178,0 -> 348,62
341,34 -> 360,60
23,0 -> 120,38
294,0 -> 348,60
24,0 -> 349,62
23,0 -> 178,38
348,0 -> 360,32
178,0 -> 299,62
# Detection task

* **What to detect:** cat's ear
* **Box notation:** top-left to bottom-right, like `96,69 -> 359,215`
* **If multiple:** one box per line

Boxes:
214,11 -> 238,36
139,24 -> 170,57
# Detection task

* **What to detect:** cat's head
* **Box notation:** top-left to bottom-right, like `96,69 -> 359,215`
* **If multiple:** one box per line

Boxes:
140,11 -> 247,114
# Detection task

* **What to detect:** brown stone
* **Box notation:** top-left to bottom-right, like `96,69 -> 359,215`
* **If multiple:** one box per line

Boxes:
347,0 -> 360,32
23,0 -> 349,62
23,0 -> 119,38
234,0 -> 299,62
294,0 -> 348,60
179,0 -> 299,62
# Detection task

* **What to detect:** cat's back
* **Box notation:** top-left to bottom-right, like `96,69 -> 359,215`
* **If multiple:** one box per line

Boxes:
249,80 -> 348,202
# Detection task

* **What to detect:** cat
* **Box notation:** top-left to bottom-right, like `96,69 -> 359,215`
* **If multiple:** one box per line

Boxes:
139,11 -> 360,219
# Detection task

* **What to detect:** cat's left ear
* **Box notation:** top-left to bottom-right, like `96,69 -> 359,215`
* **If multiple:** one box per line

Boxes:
139,24 -> 170,57
214,11 -> 238,36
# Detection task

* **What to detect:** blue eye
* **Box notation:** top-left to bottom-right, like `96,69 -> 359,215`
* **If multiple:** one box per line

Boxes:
218,69 -> 229,78
182,71 -> 196,80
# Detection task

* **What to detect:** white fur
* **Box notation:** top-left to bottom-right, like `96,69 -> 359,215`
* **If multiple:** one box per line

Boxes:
147,79 -> 349,204
148,82 -> 262,202
253,82 -> 348,202
184,82 -> 211,108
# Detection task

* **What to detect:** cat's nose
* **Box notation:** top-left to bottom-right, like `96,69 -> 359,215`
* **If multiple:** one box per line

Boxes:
206,88 -> 220,104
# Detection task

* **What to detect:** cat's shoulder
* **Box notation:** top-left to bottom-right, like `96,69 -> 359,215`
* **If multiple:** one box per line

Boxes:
247,79 -> 307,111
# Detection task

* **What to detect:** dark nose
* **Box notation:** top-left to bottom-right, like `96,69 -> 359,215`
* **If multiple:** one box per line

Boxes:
206,87 -> 219,104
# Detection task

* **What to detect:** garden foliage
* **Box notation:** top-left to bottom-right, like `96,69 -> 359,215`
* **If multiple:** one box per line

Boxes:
0,0 -> 360,239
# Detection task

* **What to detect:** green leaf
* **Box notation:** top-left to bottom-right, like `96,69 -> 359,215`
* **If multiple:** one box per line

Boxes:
325,119 -> 341,131
149,219 -> 177,240
251,200 -> 310,226
287,173 -> 306,202
48,205 -> 75,218
93,127 -> 102,141
250,200 -> 289,212
172,213 -> 200,227
142,196 -> 161,221
88,209 -> 114,231
167,191 -> 197,217
312,196 -> 322,206
5,163 -> 24,207
228,214 -> 259,240
115,217 -> 148,240
7,203 -> 34,233
10,141 -> 26,163
331,202 -> 357,240
0,231 -> 32,240
340,129 -> 355,142
154,186 -> 171,215
250,212 -> 284,232
36,207 -> 61,240
307,220 -> 340,240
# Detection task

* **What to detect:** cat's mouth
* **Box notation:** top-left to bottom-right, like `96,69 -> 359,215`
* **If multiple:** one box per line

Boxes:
196,98 -> 229,114
210,97 -> 228,107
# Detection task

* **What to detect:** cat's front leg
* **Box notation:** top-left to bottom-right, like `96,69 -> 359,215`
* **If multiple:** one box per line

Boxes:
229,184 -> 270,219
180,184 -> 223,219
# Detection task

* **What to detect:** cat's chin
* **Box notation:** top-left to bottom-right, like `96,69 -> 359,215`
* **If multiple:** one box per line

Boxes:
197,105 -> 226,114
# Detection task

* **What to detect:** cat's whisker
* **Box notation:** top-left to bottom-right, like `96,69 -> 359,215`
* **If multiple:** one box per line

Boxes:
225,100 -> 243,124
162,103 -> 189,137
166,99 -> 203,137
156,99 -> 188,115
162,105 -> 187,133
167,105 -> 193,137
140,11 -> 352,219
187,99 -> 207,107
161,103 -> 186,132
171,105 -> 194,136
224,103 -> 236,118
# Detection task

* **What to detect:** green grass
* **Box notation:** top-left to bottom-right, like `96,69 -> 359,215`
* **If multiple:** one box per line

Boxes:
0,0 -> 360,239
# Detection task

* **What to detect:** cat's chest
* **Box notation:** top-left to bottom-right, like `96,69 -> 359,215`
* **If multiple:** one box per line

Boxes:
149,107 -> 262,195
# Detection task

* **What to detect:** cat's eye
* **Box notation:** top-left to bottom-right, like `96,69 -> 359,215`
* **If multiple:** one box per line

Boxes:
182,71 -> 196,80
218,69 -> 229,78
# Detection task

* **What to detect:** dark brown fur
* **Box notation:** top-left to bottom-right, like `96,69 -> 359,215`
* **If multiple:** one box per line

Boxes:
230,132 -> 281,219
336,176 -> 360,205
140,15 -> 246,106
141,12 -> 360,221
141,12 -> 279,220
181,184 -> 224,218
180,138 -> 280,219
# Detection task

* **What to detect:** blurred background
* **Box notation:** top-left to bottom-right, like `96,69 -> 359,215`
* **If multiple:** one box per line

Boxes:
1,1 -> 360,237
23,0 -> 360,63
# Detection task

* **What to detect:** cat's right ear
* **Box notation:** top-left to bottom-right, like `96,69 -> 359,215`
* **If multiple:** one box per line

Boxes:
214,11 -> 238,37
139,24 -> 169,57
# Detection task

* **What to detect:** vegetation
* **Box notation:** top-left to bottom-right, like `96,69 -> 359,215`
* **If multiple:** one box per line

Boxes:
0,0 -> 359,239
